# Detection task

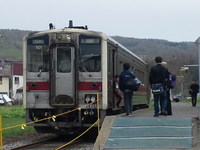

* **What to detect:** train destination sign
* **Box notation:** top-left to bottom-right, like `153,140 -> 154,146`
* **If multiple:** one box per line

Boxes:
27,35 -> 49,45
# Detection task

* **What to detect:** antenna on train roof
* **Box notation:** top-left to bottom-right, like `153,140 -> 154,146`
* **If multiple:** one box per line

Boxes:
67,20 -> 88,30
49,23 -> 55,30
69,20 -> 73,28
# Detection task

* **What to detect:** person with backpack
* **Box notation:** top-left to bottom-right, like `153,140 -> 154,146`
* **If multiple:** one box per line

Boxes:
149,57 -> 167,117
161,61 -> 176,115
119,63 -> 136,116
189,80 -> 199,107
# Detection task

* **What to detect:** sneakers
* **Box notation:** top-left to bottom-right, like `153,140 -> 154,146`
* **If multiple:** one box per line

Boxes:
159,112 -> 167,116
154,114 -> 159,117
126,113 -> 132,117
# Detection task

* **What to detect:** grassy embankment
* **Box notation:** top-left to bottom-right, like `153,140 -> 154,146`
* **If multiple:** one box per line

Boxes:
0,105 -> 35,138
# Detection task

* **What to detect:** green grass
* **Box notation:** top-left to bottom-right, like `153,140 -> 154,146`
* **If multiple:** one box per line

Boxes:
0,105 -> 35,138
149,98 -> 200,107
182,98 -> 200,103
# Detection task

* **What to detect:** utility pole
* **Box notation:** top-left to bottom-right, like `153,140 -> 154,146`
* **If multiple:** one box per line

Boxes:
195,38 -> 200,88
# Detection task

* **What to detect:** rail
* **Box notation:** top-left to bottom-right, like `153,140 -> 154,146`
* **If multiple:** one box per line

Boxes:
0,93 -> 101,150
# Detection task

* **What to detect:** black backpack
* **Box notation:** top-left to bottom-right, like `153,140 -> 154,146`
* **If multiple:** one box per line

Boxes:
125,76 -> 141,91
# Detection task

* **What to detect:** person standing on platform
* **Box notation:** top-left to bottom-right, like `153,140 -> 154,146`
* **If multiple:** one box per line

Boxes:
189,80 -> 199,107
119,63 -> 135,116
161,61 -> 172,115
149,56 -> 167,117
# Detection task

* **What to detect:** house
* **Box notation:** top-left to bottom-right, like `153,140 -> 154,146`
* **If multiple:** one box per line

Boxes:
12,61 -> 23,101
0,60 -> 23,104
0,60 -> 12,104
0,61 -> 11,96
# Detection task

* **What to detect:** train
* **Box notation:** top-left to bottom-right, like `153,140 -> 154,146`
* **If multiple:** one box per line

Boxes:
23,21 -> 150,134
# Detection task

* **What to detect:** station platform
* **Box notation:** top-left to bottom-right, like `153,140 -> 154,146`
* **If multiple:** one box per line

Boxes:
93,102 -> 200,150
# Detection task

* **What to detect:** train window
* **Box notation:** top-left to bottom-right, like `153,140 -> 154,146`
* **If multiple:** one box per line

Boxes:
79,35 -> 101,72
27,35 -> 49,72
27,46 -> 49,72
57,48 -> 71,73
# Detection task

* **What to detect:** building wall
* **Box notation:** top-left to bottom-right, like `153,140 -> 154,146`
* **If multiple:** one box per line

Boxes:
0,77 -> 9,95
12,75 -> 23,100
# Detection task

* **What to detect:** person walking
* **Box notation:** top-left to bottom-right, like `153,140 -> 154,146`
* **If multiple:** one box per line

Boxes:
119,63 -> 135,116
189,80 -> 199,107
149,56 -> 167,117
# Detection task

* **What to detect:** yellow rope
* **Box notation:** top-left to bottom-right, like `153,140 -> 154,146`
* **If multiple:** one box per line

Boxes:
55,120 -> 99,150
2,100 -> 98,131
97,93 -> 101,150
1,93 -> 101,150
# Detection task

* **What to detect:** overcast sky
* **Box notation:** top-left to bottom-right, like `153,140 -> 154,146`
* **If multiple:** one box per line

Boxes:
1,0 -> 200,42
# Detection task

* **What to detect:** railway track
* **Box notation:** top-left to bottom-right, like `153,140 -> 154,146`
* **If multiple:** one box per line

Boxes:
11,132 -> 95,150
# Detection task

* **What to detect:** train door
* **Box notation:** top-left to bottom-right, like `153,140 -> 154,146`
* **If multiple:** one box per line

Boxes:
108,45 -> 117,109
50,46 -> 76,106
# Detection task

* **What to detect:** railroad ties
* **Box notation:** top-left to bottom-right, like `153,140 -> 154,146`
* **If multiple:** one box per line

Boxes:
94,117 -> 193,149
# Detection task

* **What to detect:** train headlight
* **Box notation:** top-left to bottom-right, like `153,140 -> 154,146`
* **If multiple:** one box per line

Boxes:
91,96 -> 96,103
66,34 -> 71,40
84,110 -> 88,115
85,96 -> 90,103
89,110 -> 94,115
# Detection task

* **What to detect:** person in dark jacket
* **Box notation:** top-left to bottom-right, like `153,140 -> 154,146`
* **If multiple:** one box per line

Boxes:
189,80 -> 199,107
149,56 -> 167,117
119,63 -> 135,116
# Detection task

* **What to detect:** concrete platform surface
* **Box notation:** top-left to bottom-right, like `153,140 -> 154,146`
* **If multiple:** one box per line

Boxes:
93,102 -> 200,150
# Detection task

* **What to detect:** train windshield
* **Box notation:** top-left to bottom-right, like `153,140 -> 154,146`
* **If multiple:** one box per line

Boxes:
57,48 -> 71,73
27,35 -> 49,72
79,35 -> 101,72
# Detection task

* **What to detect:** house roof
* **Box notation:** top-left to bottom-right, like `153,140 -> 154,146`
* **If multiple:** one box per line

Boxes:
0,61 -> 11,76
0,61 -> 23,76
13,62 -> 23,75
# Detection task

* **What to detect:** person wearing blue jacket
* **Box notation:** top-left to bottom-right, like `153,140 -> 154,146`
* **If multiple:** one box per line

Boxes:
119,63 -> 135,116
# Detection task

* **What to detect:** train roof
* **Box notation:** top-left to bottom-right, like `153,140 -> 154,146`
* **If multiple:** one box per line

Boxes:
27,28 -> 104,37
26,28 -> 146,65
107,36 -> 147,65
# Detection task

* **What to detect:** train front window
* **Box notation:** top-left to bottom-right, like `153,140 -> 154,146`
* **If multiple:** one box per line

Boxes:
57,48 -> 71,73
27,35 -> 49,72
79,35 -> 101,72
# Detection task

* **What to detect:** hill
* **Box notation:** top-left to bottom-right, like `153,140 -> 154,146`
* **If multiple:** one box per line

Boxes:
112,36 -> 198,75
0,29 -> 198,76
0,29 -> 29,60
